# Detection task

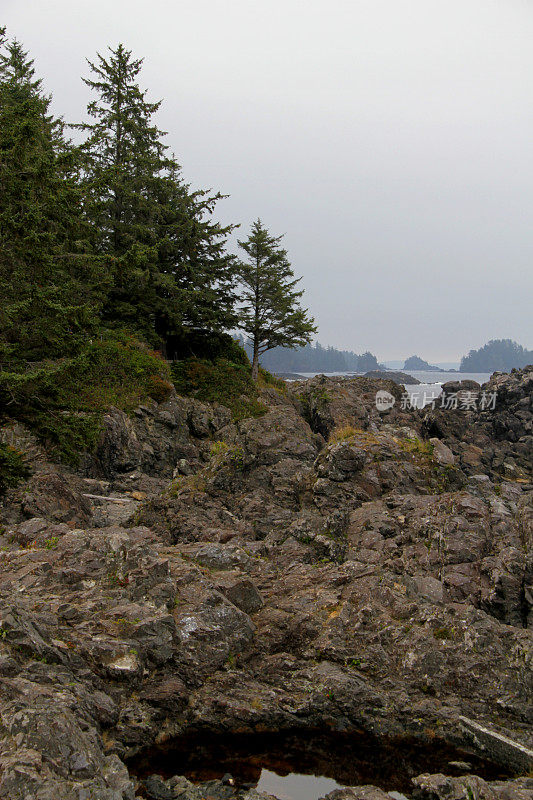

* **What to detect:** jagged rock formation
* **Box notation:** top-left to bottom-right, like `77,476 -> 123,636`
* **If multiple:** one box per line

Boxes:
364,370 -> 421,384
0,369 -> 531,799
423,366 -> 533,480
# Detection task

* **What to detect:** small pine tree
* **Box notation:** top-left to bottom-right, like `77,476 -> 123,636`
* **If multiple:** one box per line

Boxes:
237,220 -> 316,380
0,35 -> 102,362
77,44 -> 237,349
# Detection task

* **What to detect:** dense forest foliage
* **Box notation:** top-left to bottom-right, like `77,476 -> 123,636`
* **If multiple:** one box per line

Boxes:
0,36 -> 239,362
460,339 -> 533,372
0,34 -> 313,369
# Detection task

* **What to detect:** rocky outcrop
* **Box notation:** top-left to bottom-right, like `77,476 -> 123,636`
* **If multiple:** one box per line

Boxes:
364,370 -> 421,385
94,396 -> 232,479
290,374 -> 412,437
423,366 -> 532,480
410,773 -> 533,800
0,370 -> 531,798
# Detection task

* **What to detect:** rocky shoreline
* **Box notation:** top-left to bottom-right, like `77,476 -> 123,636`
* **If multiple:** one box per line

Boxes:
0,367 -> 531,799
363,370 -> 420,385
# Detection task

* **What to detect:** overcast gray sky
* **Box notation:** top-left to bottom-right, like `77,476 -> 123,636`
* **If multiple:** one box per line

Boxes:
3,0 -> 533,361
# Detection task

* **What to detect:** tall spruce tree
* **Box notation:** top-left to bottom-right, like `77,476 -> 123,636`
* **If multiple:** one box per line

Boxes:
150,162 -> 237,347
237,220 -> 316,380
77,44 -> 236,349
0,35 -> 102,362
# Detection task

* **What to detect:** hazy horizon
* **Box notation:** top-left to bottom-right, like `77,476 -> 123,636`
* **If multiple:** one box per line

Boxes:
3,0 -> 532,362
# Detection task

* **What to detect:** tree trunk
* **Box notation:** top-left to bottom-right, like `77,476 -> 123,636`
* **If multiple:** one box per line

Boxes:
251,339 -> 259,382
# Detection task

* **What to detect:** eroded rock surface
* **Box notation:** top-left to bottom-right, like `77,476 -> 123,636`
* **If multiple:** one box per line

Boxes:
0,369 -> 531,798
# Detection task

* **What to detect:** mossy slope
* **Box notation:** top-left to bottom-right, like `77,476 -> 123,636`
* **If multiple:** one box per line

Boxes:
0,334 -> 172,464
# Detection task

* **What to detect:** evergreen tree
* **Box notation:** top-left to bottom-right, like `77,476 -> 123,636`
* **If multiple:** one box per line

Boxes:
237,219 -> 316,380
152,163 -> 237,347
0,35 -> 102,362
77,44 -> 236,349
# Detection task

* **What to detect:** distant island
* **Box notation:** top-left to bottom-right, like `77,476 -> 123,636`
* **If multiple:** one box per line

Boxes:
235,336 -> 380,374
460,339 -> 533,372
403,355 -> 440,372
234,337 -> 533,377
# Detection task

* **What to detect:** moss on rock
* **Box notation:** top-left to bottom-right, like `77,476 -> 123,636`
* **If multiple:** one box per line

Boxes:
0,334 -> 172,465
171,358 -> 267,421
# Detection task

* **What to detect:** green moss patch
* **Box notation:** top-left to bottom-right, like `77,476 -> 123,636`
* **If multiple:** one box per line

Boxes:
170,358 -> 267,421
0,334 -> 172,464
0,334 -> 172,413
257,366 -> 286,392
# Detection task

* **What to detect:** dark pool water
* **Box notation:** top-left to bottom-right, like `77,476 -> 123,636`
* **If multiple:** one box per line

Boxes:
128,729 -> 515,797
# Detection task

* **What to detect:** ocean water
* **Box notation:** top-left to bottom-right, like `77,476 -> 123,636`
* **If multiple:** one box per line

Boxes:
398,370 -> 492,409
400,370 -> 492,385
